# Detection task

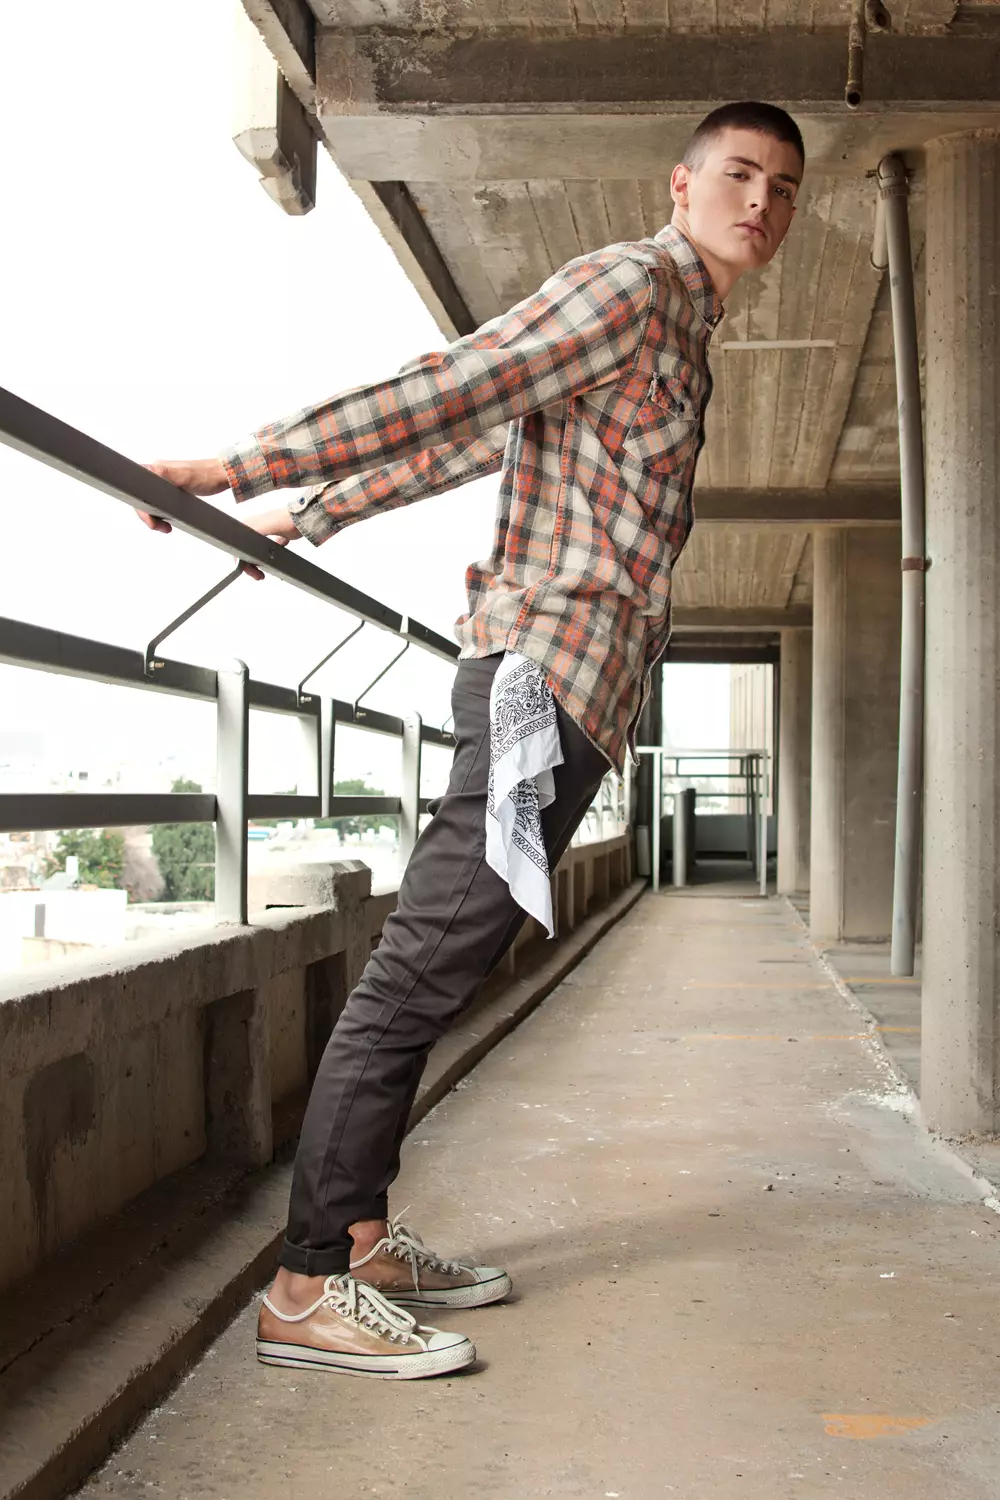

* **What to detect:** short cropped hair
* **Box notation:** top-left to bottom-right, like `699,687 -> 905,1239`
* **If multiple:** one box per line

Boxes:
683,102 -> 805,171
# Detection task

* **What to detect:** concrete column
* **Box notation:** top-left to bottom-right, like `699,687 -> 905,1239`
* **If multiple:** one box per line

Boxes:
810,532 -> 847,938
922,130 -> 1000,1135
777,628 -> 812,894
809,527 -> 901,943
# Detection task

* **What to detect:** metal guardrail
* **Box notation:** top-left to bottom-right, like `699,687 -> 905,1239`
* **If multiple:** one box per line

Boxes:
0,386 -> 460,662
0,385 -> 627,924
636,747 -> 770,896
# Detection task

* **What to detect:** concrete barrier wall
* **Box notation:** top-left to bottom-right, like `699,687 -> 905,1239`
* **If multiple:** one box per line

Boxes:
0,835 -> 631,1292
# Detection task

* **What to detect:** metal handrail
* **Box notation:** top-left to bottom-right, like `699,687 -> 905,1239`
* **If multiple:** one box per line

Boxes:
0,390 -> 628,929
0,617 -> 457,742
0,386 -> 459,662
0,610 -> 452,836
635,745 -> 770,897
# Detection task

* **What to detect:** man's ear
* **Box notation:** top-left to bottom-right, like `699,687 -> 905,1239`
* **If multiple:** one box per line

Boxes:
669,161 -> 691,210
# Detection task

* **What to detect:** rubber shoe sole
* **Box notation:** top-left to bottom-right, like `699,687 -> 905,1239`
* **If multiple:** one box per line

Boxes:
256,1331 -> 475,1380
388,1270 -> 512,1310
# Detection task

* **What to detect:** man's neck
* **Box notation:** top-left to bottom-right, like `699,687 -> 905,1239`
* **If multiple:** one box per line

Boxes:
670,213 -> 740,303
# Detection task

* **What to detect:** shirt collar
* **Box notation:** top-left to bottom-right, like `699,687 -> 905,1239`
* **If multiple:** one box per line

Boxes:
654,224 -> 725,331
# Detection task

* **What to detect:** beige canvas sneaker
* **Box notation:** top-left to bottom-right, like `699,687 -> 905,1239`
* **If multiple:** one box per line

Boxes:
256,1273 -> 475,1379
350,1211 -> 513,1311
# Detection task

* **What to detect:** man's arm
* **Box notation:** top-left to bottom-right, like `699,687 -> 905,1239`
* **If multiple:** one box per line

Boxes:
220,249 -> 653,503
140,429 -> 508,579
288,426 -> 507,546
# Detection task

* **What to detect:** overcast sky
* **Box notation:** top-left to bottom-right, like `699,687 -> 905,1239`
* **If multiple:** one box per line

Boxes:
1,1 -> 728,797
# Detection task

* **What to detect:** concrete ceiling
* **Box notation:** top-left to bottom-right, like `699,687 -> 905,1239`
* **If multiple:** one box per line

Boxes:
307,1 -> 964,33
238,0 -> 996,626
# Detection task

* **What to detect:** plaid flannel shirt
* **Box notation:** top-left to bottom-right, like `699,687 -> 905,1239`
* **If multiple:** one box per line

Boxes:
221,225 -> 722,773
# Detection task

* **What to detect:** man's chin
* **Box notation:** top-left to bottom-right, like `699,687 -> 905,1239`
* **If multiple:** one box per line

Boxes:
731,236 -> 771,270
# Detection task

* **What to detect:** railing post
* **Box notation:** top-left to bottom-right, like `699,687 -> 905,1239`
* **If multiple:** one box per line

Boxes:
672,789 -> 688,888
296,704 -> 321,811
215,659 -> 249,923
400,712 -> 422,865
651,749 -> 662,893
320,698 -> 336,819
759,750 -> 769,897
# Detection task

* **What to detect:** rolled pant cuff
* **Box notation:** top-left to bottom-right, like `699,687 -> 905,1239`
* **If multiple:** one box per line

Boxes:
279,1237 -> 351,1278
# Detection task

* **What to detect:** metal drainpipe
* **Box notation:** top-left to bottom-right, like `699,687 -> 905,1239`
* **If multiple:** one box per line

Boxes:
876,153 -> 926,976
845,0 -> 867,108
846,0 -> 892,110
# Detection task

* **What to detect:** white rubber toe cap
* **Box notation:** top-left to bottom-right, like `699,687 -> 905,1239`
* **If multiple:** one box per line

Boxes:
427,1330 -> 475,1354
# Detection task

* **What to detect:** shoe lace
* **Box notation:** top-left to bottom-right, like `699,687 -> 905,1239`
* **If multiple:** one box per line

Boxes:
325,1273 -> 420,1345
385,1208 -> 467,1290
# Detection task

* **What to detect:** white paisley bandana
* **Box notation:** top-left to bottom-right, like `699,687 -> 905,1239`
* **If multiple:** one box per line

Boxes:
485,652 -> 564,937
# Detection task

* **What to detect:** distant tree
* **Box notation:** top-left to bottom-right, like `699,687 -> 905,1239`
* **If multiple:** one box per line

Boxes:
44,828 -> 125,889
151,777 -> 215,901
315,777 -> 397,838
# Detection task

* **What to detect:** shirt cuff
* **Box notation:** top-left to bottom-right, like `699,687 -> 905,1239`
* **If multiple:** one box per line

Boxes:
219,437 -> 276,504
287,490 -> 340,547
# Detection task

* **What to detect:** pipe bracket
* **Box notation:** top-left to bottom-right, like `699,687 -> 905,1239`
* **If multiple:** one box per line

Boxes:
901,557 -> 929,571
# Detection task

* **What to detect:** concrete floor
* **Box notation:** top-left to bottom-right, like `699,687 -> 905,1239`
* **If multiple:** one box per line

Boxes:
820,938 -> 1000,1197
75,889 -> 1000,1499
823,941 -> 924,1091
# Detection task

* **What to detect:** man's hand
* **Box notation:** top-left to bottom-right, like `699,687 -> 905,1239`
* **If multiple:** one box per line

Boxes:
137,459 -> 301,580
237,506 -> 301,581
137,458 -> 231,532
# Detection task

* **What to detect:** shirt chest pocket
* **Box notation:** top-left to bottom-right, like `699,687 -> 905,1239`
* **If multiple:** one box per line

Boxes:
622,373 -> 698,475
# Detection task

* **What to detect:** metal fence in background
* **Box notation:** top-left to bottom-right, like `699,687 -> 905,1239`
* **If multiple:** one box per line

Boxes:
636,747 -> 770,896
0,386 -> 627,925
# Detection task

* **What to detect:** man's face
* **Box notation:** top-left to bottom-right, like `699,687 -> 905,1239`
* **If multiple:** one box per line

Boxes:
671,126 -> 801,276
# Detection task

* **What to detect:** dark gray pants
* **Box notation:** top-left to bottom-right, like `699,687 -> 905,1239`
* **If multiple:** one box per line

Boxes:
281,654 -> 609,1275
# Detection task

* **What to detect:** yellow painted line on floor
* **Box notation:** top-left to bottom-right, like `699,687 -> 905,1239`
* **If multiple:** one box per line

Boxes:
674,1027 -> 918,1043
841,976 -> 921,985
681,1033 -> 869,1043
684,1033 -> 785,1041
685,982 -> 830,991
823,1414 -> 936,1440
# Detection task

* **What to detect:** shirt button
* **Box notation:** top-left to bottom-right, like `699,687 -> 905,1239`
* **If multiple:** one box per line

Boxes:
287,495 -> 308,513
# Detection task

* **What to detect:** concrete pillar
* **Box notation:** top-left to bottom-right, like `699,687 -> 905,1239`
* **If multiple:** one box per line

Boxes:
921,130 -> 1000,1135
777,629 -> 812,894
810,532 -> 847,938
809,527 -> 901,943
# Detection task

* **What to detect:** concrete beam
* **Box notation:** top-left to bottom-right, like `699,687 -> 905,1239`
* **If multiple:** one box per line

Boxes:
368,182 -> 476,336
310,0 -> 962,27
692,487 -> 900,528
233,5 -> 317,215
235,3 -> 474,336
666,630 -> 780,650
672,607 -> 812,631
240,0 -> 316,101
664,640 -> 780,664
318,110 -> 1000,184
317,30 -> 1000,114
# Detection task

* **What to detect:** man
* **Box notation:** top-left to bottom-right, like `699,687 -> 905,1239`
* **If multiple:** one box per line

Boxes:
142,101 -> 803,1381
